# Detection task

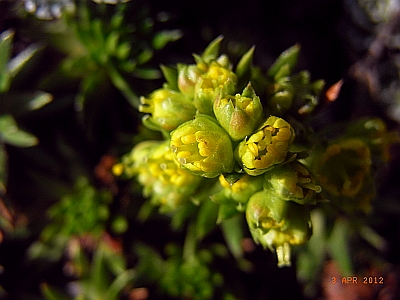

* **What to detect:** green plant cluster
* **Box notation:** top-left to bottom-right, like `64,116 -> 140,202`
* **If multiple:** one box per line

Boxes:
1,1 -> 399,299
114,36 -> 398,274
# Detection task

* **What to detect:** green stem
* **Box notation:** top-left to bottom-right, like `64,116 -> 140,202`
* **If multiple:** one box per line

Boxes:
183,222 -> 197,261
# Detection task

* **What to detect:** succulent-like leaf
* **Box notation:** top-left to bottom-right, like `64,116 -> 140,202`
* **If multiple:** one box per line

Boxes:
267,44 -> 300,79
0,114 -> 38,147
201,36 -> 223,64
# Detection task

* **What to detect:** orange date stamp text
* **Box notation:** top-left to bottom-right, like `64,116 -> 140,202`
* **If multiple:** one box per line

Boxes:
331,276 -> 384,285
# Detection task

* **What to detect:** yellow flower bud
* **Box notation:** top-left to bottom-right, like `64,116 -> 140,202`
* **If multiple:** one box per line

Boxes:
122,140 -> 203,212
235,116 -> 295,176
264,161 -> 321,204
193,62 -> 237,115
213,83 -> 263,141
139,88 -> 196,131
170,115 -> 234,178
246,189 -> 312,267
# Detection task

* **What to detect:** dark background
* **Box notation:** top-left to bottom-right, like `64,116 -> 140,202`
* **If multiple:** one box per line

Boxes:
0,0 -> 399,299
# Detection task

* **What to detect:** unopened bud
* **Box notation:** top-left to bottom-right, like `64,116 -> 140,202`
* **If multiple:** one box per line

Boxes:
214,83 -> 262,141
264,161 -> 321,204
246,189 -> 312,267
177,64 -> 203,98
121,141 -> 203,212
170,115 -> 234,178
193,62 -> 237,115
139,88 -> 196,131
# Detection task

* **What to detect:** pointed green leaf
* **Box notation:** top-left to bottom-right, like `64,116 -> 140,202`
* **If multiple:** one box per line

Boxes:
136,48 -> 154,65
0,114 -> 38,147
170,201 -> 197,231
0,30 -> 13,71
28,91 -> 53,110
201,36 -> 223,63
0,30 -> 14,92
296,209 -> 327,297
41,283 -> 71,300
0,145 -> 6,188
160,64 -> 178,91
105,31 -> 120,55
235,46 -> 255,88
107,66 -> 140,107
90,245 -> 110,295
195,199 -> 219,240
220,214 -> 244,259
116,41 -> 131,60
267,44 -> 300,79
273,63 -> 291,80
193,53 -> 204,66
152,30 -> 183,50
359,225 -> 387,252
105,269 -> 136,300
103,247 -> 126,276
8,43 -> 43,79
91,19 -> 106,50
133,243 -> 164,283
120,60 -> 137,72
1,91 -> 52,116
328,218 -> 353,276
133,67 -> 161,79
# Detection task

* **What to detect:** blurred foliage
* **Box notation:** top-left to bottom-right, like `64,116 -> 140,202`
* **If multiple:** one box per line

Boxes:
0,1 -> 399,300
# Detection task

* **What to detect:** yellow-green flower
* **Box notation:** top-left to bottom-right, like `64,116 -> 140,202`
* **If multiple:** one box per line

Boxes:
118,140 -> 202,212
139,88 -> 196,131
112,140 -> 159,179
344,118 -> 400,162
264,161 -> 321,204
193,62 -> 237,115
170,115 -> 234,178
308,138 -> 374,213
235,116 -> 295,176
213,83 -> 263,141
246,189 -> 312,267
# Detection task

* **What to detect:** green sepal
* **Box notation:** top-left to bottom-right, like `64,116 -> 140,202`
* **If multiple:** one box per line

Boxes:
201,36 -> 224,64
267,44 -> 300,79
141,115 -> 170,139
160,64 -> 179,91
235,46 -> 255,90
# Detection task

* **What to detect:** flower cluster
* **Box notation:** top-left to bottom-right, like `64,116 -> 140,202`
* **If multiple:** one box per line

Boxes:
114,37 -> 398,266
